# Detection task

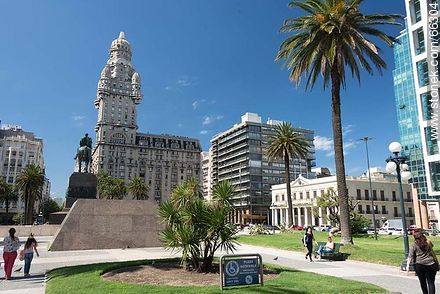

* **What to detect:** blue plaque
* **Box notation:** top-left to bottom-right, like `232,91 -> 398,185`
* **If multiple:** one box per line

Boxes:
223,257 -> 260,287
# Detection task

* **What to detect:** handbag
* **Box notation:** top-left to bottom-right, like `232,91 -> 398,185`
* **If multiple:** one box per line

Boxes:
430,244 -> 440,271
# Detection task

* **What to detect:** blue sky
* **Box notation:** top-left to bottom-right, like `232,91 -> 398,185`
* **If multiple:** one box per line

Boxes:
0,1 -> 406,198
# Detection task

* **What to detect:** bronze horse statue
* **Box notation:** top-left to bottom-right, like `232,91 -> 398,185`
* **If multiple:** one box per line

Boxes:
75,134 -> 93,173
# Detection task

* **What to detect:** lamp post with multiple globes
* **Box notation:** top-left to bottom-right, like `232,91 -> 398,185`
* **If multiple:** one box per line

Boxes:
385,142 -> 412,270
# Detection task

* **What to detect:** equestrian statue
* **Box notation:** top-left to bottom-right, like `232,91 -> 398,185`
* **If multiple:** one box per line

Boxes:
75,133 -> 92,173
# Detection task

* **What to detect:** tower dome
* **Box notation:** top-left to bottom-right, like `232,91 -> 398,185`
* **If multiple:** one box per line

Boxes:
132,72 -> 140,84
109,31 -> 132,61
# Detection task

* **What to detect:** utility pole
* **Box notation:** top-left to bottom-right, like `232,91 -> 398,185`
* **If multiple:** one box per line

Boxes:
361,137 -> 377,240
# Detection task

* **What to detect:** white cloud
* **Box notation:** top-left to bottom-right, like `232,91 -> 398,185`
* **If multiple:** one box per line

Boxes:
72,115 -> 85,121
314,136 -> 333,151
192,99 -> 207,110
342,124 -> 354,136
202,115 -> 223,125
325,139 -> 360,157
200,130 -> 210,135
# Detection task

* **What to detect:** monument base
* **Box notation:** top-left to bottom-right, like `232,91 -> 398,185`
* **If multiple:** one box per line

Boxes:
49,199 -> 163,251
65,172 -> 97,208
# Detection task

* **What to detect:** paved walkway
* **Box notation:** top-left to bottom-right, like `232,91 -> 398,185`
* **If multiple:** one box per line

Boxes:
1,237 -> 439,293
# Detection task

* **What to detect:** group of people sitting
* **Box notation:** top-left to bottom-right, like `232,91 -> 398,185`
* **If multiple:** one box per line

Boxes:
303,227 -> 334,262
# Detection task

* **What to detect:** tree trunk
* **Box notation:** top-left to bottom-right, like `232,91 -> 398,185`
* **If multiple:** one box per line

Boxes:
284,151 -> 293,227
331,64 -> 353,244
5,198 -> 9,225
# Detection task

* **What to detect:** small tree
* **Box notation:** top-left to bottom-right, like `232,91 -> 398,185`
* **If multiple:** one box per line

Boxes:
15,164 -> 45,224
314,188 -> 370,233
96,172 -> 126,200
128,177 -> 149,200
0,179 -> 18,224
39,198 -> 62,221
159,178 -> 238,272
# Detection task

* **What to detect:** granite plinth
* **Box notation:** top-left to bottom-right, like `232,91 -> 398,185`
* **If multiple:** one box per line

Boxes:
65,172 -> 97,208
49,199 -> 163,251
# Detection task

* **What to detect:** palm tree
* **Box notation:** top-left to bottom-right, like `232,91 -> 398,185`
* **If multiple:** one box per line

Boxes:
0,179 -> 18,224
128,177 -> 149,200
267,122 -> 310,227
15,164 -> 45,224
275,0 -> 401,244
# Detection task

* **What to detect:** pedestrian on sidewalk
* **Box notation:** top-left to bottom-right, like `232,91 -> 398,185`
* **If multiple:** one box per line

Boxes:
21,234 -> 39,277
406,230 -> 439,294
2,228 -> 20,280
303,227 -> 314,262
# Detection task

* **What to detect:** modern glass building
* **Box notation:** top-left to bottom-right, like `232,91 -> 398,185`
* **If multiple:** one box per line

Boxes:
393,30 -> 429,200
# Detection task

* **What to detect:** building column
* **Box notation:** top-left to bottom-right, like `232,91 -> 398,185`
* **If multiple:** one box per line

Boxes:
304,206 -> 309,227
271,209 -> 275,226
319,207 -> 323,226
297,207 -> 302,226
326,207 -> 330,224
292,207 -> 296,225
421,201 -> 429,229
274,209 -> 279,226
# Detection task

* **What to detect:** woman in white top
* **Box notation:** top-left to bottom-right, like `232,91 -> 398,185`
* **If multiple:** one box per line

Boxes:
3,228 -> 20,280
22,234 -> 39,277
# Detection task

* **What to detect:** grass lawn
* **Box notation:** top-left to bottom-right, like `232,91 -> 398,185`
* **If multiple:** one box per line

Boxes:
237,231 -> 440,266
46,258 -> 385,294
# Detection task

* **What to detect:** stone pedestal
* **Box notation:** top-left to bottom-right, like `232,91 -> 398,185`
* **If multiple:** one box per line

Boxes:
49,199 -> 163,251
65,172 -> 97,208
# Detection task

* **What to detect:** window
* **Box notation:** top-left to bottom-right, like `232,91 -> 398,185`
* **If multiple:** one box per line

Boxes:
306,192 -> 310,199
366,205 -> 371,214
358,205 -> 363,213
425,127 -> 439,155
299,192 -> 303,200
417,59 -> 429,87
429,161 -> 440,192
392,191 -> 397,201
394,207 -> 399,217
372,190 -> 377,200
380,190 -> 385,201
356,189 -> 361,200
410,0 -> 422,24
381,205 -> 387,214
409,207 -> 413,217
421,92 -> 433,121
413,27 -> 425,55
364,189 -> 369,200
406,192 -> 412,202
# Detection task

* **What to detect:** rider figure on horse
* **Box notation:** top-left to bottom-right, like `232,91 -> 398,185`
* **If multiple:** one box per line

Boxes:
75,134 -> 92,173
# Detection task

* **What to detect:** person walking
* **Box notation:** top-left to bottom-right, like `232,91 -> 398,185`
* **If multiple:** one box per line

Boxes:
406,230 -> 439,294
21,234 -> 39,277
303,227 -> 314,262
2,228 -> 20,280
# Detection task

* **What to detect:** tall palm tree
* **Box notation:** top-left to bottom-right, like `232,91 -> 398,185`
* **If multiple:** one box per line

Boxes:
275,0 -> 401,244
0,179 -> 18,224
128,177 -> 149,200
267,122 -> 310,227
15,164 -> 45,224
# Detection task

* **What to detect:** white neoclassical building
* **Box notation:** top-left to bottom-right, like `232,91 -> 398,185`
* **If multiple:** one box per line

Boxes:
271,170 -> 416,228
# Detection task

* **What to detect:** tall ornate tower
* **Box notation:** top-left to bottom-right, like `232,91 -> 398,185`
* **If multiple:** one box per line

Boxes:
92,32 -> 143,178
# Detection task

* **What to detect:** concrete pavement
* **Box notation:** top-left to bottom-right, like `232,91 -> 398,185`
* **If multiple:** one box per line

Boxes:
1,237 -> 439,293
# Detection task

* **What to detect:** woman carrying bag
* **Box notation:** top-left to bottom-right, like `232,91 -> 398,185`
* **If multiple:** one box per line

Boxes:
406,230 -> 439,294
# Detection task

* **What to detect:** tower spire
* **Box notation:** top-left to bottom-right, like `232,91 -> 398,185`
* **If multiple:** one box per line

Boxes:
119,31 -> 125,39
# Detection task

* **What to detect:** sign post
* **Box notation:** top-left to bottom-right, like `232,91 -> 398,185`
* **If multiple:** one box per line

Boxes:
220,254 -> 263,290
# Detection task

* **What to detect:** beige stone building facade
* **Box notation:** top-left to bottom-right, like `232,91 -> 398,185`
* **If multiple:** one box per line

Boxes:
271,170 -> 415,228
91,32 -> 201,203
0,125 -> 46,215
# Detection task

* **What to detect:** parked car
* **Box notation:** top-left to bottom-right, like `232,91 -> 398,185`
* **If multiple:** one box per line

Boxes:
423,229 -> 440,236
292,225 -> 303,231
319,224 -> 332,232
378,228 -> 391,235
391,228 -> 403,236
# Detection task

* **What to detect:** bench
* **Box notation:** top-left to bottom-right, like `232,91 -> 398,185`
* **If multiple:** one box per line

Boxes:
315,242 -> 343,261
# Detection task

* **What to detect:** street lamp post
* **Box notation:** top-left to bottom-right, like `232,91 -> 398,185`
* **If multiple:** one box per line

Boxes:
270,203 -> 276,235
385,141 -> 412,271
361,137 -> 377,240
